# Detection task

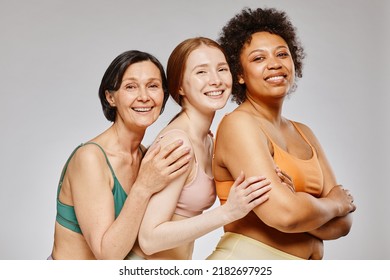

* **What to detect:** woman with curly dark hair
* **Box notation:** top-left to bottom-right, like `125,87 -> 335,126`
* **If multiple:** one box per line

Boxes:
207,7 -> 356,259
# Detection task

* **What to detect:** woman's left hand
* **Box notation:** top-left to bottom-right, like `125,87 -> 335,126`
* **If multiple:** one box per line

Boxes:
223,171 -> 272,221
275,166 -> 295,193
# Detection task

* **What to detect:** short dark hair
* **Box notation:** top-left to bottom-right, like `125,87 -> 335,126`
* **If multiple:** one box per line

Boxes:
98,50 -> 169,122
218,7 -> 306,104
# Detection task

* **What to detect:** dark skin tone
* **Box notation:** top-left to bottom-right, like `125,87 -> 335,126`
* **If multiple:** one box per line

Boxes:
213,32 -> 355,259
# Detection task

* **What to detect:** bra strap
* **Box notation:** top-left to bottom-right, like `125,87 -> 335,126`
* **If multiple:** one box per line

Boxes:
56,142 -> 116,198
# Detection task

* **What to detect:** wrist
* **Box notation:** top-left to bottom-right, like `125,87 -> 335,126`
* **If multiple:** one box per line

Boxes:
326,197 -> 343,217
219,203 -> 236,225
130,181 -> 154,200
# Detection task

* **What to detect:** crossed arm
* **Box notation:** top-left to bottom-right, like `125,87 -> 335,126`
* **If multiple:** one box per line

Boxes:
215,112 -> 355,238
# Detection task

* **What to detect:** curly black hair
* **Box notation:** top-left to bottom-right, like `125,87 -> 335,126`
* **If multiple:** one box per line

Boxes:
218,7 -> 305,104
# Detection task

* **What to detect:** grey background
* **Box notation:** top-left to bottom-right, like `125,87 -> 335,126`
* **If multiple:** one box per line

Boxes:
0,0 -> 388,260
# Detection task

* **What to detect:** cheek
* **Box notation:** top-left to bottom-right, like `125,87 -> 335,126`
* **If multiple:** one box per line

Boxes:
244,65 -> 264,82
288,63 -> 295,83
287,58 -> 295,73
151,90 -> 165,104
223,74 -> 233,88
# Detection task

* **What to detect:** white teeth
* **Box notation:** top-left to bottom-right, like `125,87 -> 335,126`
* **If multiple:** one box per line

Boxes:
266,76 -> 284,81
205,91 -> 223,96
133,107 -> 152,112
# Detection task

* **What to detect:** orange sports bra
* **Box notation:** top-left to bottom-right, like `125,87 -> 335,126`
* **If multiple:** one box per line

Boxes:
215,120 -> 324,204
157,129 -> 216,218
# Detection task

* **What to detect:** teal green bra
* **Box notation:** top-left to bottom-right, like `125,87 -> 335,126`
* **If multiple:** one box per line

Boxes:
56,142 -> 128,234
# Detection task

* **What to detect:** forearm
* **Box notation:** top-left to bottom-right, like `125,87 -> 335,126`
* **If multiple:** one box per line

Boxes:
139,205 -> 232,255
260,191 -> 344,233
96,185 -> 153,259
308,213 -> 353,240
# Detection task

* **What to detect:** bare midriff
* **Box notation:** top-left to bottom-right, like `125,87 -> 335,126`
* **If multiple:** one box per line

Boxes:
223,210 -> 324,259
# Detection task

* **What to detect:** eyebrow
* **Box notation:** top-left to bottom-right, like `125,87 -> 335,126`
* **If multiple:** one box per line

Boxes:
248,45 -> 288,55
121,77 -> 162,84
192,61 -> 229,71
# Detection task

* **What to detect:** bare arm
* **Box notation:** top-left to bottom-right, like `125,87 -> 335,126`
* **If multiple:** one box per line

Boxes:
307,185 -> 354,240
138,132 -> 272,255
277,168 -> 354,239
70,140 -> 191,259
216,112 -> 355,233
295,123 -> 355,240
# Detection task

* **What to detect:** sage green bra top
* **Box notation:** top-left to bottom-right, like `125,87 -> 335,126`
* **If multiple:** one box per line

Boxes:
56,142 -> 128,234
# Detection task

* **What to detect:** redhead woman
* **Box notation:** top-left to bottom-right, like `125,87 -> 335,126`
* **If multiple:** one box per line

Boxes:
130,37 -> 274,260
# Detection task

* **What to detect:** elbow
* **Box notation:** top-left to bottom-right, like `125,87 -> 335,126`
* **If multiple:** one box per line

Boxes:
339,226 -> 351,237
138,233 -> 159,256
264,211 -> 302,233
336,214 -> 354,238
139,245 -> 155,256
274,214 -> 301,233
338,220 -> 353,237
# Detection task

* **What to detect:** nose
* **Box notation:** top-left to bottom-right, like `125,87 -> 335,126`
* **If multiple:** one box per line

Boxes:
137,87 -> 150,102
267,56 -> 282,70
209,70 -> 222,86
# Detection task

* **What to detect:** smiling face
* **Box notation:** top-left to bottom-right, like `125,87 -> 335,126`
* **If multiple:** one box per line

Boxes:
105,60 -> 164,129
179,45 -> 232,114
239,31 -> 295,102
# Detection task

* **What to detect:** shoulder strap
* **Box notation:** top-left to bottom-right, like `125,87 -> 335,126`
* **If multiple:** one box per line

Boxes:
289,121 -> 317,156
255,120 -> 273,143
290,121 -> 312,146
56,144 -> 83,198
56,142 -> 116,198
252,119 -> 276,158
82,142 -> 116,176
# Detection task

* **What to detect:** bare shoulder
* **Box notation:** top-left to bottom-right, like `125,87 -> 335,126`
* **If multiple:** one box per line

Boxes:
64,143 -> 113,198
72,143 -> 106,163
293,121 -> 321,145
157,128 -> 192,148
68,143 -> 109,178
222,109 -> 256,123
293,121 -> 314,134
218,110 -> 259,134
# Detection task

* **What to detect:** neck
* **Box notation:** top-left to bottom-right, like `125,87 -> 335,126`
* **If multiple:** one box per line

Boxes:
180,108 -> 215,140
246,96 -> 284,125
108,122 -> 145,154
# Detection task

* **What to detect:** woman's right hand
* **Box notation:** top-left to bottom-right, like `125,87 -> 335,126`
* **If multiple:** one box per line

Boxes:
223,171 -> 272,222
136,139 -> 191,194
